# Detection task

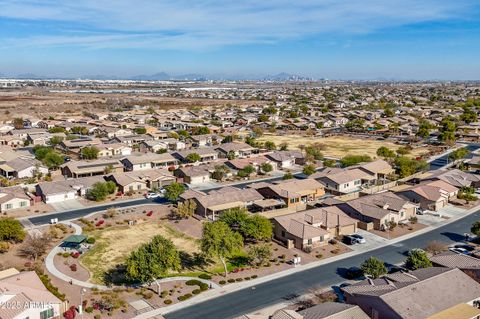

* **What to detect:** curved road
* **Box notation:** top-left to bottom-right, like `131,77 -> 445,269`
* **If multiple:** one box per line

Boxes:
164,209 -> 480,319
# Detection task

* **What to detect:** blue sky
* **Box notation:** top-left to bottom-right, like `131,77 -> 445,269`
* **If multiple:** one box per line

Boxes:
0,0 -> 480,79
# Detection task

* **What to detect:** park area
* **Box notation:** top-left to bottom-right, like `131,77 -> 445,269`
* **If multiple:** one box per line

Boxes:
257,134 -> 431,159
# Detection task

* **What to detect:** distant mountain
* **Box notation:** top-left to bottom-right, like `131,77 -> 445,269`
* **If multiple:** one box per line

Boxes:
16,73 -> 46,79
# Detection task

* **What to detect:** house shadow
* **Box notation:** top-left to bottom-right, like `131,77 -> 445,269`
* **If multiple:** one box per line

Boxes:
440,231 -> 465,242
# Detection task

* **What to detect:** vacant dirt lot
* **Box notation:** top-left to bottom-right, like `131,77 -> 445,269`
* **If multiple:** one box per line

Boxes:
81,220 -> 200,284
258,134 -> 430,159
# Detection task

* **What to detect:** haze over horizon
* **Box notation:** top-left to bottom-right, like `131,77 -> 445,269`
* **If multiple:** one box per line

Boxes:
1,0 -> 480,80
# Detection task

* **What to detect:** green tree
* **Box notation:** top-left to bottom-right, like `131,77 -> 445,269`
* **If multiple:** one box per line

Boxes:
283,171 -> 293,180
219,208 -> 250,231
0,218 -> 25,242
279,142 -> 288,151
43,152 -> 64,169
48,127 -> 66,133
448,147 -> 470,161
87,182 -> 110,201
212,165 -> 230,181
471,221 -> 480,236
192,126 -> 210,135
248,244 -> 272,266
405,249 -> 432,270
164,182 -> 185,202
201,221 -> 243,277
360,257 -> 387,279
341,155 -> 372,167
242,215 -> 273,241
416,120 -> 434,139
186,152 -> 201,163
81,146 -> 99,160
394,156 -> 428,178
134,127 -> 147,134
323,159 -> 336,167
396,146 -> 411,156
264,141 -> 276,150
376,146 -> 395,159
105,181 -> 116,194
460,106 -> 478,124
438,117 -> 457,144
226,150 -> 236,160
305,143 -> 324,161
49,136 -> 64,146
71,126 -> 89,135
174,199 -> 197,219
126,235 -> 180,294
258,114 -> 269,122
260,163 -> 273,173
302,164 -> 316,175
222,135 -> 234,143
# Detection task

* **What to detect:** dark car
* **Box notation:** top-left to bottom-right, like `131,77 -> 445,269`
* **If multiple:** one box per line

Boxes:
343,235 -> 357,245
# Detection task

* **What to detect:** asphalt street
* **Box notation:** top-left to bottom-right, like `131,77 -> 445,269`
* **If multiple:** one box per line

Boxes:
428,143 -> 480,170
164,209 -> 480,319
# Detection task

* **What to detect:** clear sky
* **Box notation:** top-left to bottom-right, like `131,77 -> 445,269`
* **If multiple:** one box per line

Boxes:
1,0 -> 480,80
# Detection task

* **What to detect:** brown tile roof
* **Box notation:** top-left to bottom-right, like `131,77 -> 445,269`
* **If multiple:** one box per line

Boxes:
429,251 -> 480,269
343,268 -> 480,319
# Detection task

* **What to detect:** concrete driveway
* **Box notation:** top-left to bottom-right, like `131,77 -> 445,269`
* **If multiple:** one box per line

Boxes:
343,229 -> 388,253
50,199 -> 85,212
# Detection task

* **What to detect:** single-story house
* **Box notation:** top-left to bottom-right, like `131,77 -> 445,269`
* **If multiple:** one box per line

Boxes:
215,142 -> 256,158
36,176 -> 106,203
397,180 -> 458,211
0,158 -> 48,179
121,153 -> 178,171
341,267 -> 480,319
337,191 -> 416,230
61,159 -> 123,178
0,186 -> 31,212
265,150 -> 306,168
174,147 -> 219,163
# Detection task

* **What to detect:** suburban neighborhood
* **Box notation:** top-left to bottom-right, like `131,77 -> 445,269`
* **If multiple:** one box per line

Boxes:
1,80 -> 480,319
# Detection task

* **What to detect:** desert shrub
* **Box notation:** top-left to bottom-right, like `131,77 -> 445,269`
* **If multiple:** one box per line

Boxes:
86,237 -> 96,244
235,278 -> 243,282
316,254 -> 323,259
185,279 -> 201,286
219,280 -> 226,285
85,307 -> 93,313
192,289 -> 201,295
164,299 -> 172,305
227,279 -> 235,283
251,275 -> 258,279
70,264 -> 77,272
198,273 -> 212,280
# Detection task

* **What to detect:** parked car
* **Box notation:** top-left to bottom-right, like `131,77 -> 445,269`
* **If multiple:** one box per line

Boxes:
350,234 -> 366,244
453,244 -> 475,252
343,235 -> 358,245
145,192 -> 160,199
449,247 -> 470,255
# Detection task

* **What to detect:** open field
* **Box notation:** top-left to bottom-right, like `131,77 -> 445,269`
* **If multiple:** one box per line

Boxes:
81,220 -> 201,284
258,134 -> 430,159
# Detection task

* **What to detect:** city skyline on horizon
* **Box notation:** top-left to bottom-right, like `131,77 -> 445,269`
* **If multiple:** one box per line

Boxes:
1,0 -> 480,80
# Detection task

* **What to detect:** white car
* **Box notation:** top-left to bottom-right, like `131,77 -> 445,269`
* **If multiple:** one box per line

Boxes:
449,247 -> 469,255
350,234 -> 366,244
145,192 -> 160,199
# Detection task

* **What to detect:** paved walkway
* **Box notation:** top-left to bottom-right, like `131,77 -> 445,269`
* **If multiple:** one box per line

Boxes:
44,222 -> 220,291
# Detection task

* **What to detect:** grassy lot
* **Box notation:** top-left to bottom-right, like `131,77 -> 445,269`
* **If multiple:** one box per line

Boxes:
81,220 -> 201,284
257,134 -> 429,159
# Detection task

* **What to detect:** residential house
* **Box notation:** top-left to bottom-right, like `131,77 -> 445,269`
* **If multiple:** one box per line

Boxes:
397,180 -> 458,211
215,142 -> 256,158
430,251 -> 480,280
423,169 -> 480,189
0,187 -> 31,212
0,158 -> 48,179
111,134 -> 153,145
337,191 -> 416,230
174,147 -> 218,163
312,167 -> 372,194
61,159 -> 123,178
226,156 -> 277,173
342,267 -> 480,319
36,176 -> 106,203
121,153 -> 178,171
106,169 -> 175,192
184,187 -> 264,220
249,179 -> 325,208
271,302 -> 369,319
265,150 -> 306,169
189,134 -> 218,147
273,206 -> 356,250
175,166 -> 212,184
139,138 -> 185,153
95,143 -> 132,157
0,269 -> 65,319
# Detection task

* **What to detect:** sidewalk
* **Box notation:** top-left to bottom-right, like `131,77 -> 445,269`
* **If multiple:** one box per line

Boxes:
132,201 -> 480,318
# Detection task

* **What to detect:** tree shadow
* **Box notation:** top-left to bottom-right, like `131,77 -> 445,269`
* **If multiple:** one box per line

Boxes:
103,264 -> 132,287
336,267 -> 363,280
179,251 -> 211,271
228,255 -> 251,268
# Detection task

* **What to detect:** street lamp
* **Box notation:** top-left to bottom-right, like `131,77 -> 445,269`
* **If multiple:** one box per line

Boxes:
80,288 -> 87,318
